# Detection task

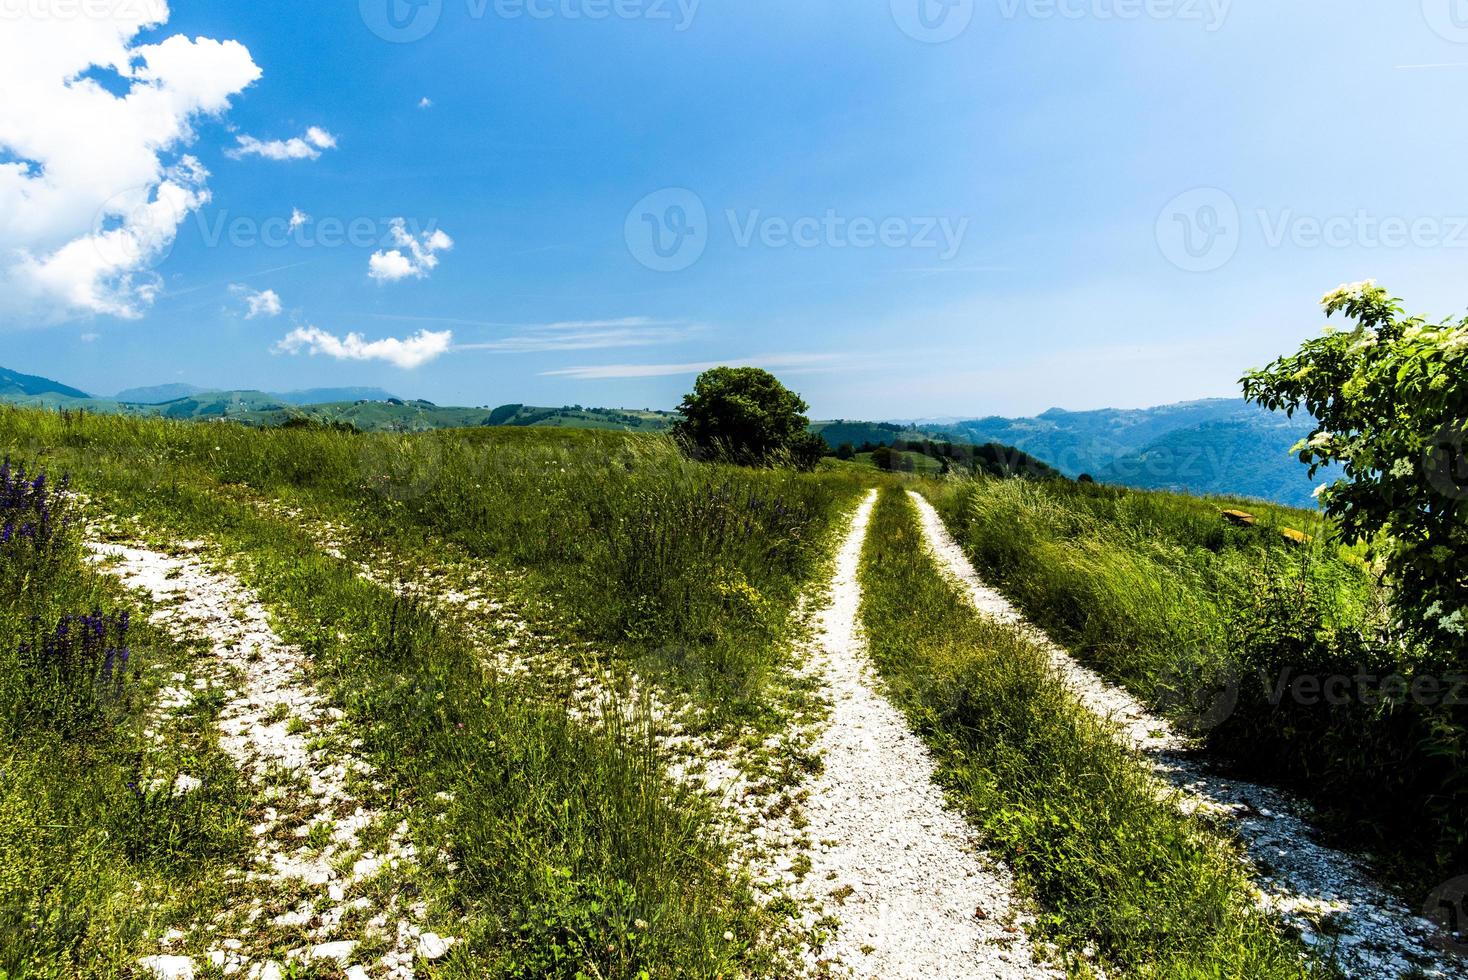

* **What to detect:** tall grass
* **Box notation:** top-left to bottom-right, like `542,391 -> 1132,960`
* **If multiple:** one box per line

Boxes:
923,474 -> 1466,885
858,488 -> 1317,978
2,408 -> 862,720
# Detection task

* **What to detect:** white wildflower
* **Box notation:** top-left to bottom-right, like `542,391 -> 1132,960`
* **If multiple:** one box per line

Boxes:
1441,610 -> 1466,636
1321,279 -> 1377,308
1390,458 -> 1415,478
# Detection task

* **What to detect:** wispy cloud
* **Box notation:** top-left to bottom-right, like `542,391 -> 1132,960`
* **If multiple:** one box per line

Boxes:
456,317 -> 701,353
273,326 -> 452,369
542,353 -> 844,380
226,126 -> 338,161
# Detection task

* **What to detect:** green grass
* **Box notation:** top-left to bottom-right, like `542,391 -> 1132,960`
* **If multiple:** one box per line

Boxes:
857,487 -> 1319,978
920,473 -> 1466,886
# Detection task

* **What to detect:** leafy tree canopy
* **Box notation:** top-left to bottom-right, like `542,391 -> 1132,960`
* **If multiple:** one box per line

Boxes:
672,367 -> 817,468
1244,281 -> 1468,663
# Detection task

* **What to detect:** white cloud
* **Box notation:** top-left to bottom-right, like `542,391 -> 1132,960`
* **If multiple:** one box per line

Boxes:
274,325 -> 452,369
0,2 -> 261,321
456,317 -> 700,353
288,207 -> 309,231
368,219 -> 453,283
418,97 -> 433,109
226,125 -> 336,161
542,353 -> 843,380
230,284 -> 282,318
80,332 -> 100,343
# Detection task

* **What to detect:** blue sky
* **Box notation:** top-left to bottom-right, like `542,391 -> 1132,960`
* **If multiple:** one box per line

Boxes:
3,0 -> 1467,418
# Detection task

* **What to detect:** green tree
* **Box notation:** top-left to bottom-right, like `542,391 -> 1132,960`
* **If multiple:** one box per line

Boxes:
1243,281 -> 1468,663
671,367 -> 815,467
835,442 -> 857,461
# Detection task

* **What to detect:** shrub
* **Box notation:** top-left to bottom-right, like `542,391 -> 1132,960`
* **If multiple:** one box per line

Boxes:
670,367 -> 813,467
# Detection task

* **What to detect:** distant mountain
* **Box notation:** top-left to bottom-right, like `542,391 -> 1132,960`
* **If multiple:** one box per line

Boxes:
0,366 -> 90,400
112,384 -> 397,405
274,387 -> 398,406
931,399 -> 1318,508
114,383 -> 207,404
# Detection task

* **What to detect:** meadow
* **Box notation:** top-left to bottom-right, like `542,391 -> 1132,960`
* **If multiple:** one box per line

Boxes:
0,404 -> 1456,978
921,474 -> 1467,886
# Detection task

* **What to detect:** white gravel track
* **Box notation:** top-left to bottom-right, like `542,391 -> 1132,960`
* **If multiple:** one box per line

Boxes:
908,490 -> 1459,979
88,541 -> 452,980
796,491 -> 1056,979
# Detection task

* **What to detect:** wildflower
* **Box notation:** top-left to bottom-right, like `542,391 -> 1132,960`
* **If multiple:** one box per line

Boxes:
723,931 -> 734,942
1390,458 -> 1415,479
1442,610 -> 1466,637
634,919 -> 648,931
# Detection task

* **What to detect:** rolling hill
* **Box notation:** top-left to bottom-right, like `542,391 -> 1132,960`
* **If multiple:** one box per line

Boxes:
0,366 -> 91,400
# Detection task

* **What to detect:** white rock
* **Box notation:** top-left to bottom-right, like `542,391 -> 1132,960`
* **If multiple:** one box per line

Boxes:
416,933 -> 455,960
138,956 -> 195,980
309,941 -> 356,962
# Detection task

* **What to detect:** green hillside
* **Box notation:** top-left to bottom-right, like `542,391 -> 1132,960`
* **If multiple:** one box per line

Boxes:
1097,418 -> 1322,508
0,366 -> 91,400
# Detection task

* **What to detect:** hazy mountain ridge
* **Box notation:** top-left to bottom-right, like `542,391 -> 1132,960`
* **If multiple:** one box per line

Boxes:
930,399 -> 1318,507
0,365 -> 1317,505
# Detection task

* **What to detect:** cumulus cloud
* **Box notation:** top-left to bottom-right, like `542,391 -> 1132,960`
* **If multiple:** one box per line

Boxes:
230,284 -> 282,318
288,207 -> 309,231
274,325 -> 452,369
226,125 -> 336,161
0,1 -> 261,321
368,219 -> 453,283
